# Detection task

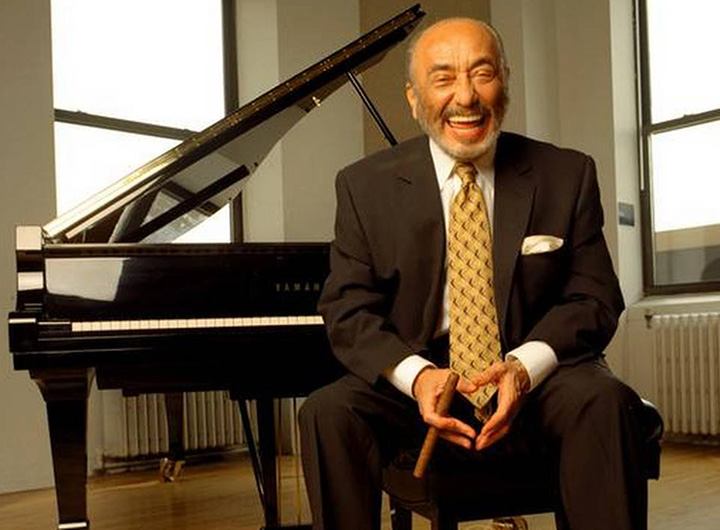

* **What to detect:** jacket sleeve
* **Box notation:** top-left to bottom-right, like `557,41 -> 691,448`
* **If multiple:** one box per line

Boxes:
317,169 -> 420,385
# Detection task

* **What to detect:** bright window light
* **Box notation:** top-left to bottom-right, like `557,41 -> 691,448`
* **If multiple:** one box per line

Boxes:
51,0 -> 225,130
648,0 -> 720,122
651,120 -> 720,232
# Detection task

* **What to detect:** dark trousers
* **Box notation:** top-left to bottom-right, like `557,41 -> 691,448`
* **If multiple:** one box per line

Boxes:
298,357 -> 648,530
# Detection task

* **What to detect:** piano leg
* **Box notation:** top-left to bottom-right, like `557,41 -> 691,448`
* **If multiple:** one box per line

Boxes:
255,399 -> 312,530
160,392 -> 185,482
231,393 -> 311,530
31,368 -> 92,530
257,398 -> 280,527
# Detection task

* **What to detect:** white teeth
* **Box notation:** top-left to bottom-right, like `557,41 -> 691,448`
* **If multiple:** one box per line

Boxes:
448,115 -> 484,124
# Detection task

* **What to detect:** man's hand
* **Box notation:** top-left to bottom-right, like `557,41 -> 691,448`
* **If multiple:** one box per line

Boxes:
412,367 -> 478,449
472,358 -> 531,450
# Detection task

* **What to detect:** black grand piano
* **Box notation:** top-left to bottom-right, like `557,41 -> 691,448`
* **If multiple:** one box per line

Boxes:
8,6 -> 425,529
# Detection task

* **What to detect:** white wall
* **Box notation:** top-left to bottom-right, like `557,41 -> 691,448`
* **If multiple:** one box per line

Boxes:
239,0 -> 363,242
278,0 -> 363,242
0,0 -> 56,493
236,0 -> 285,242
609,0 -> 643,306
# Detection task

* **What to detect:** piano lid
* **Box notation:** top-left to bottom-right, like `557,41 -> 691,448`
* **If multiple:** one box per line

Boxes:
43,4 -> 425,244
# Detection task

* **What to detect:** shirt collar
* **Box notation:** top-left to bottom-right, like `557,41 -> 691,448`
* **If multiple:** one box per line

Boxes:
428,137 -> 497,190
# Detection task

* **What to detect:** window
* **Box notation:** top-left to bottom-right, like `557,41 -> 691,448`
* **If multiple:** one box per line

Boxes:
638,0 -> 720,293
51,0 -> 234,242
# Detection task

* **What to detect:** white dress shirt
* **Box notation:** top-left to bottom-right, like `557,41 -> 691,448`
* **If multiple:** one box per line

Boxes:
384,138 -> 558,398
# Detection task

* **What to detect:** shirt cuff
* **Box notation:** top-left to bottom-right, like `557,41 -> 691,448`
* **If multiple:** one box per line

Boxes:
506,341 -> 558,391
383,354 -> 436,399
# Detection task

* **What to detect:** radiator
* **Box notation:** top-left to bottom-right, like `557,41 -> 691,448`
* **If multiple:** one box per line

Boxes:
121,391 -> 245,458
651,312 -> 720,436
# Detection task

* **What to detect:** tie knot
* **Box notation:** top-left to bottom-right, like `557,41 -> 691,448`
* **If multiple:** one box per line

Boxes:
454,162 -> 477,187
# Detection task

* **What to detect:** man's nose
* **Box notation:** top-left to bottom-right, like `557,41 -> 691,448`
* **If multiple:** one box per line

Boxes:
454,75 -> 478,107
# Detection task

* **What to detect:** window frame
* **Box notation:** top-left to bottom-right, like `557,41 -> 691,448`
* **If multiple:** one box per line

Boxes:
636,0 -> 720,295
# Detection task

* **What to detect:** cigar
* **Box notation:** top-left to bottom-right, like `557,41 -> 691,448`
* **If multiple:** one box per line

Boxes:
413,372 -> 459,478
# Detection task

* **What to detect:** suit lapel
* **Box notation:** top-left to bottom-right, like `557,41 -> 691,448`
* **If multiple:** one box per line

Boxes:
493,133 -> 535,339
394,137 -> 446,342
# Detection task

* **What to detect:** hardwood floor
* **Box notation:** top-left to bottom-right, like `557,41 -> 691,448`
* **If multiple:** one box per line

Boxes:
0,443 -> 718,529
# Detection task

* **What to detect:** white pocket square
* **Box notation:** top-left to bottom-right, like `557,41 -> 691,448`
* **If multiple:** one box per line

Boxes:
521,235 -> 564,255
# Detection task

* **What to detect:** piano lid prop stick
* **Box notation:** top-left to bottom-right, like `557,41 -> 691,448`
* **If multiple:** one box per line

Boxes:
413,372 -> 459,479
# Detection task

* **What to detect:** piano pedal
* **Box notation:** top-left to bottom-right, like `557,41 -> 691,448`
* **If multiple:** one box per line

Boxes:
159,457 -> 185,482
491,517 -> 529,530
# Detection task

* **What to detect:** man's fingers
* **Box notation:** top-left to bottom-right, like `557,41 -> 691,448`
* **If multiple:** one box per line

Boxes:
480,409 -> 507,437
424,412 -> 476,439
477,402 -> 512,444
472,362 -> 506,386
479,386 -> 516,439
475,423 -> 510,450
474,379 -> 523,451
476,412 -> 512,449
438,430 -> 472,449
455,377 -> 478,394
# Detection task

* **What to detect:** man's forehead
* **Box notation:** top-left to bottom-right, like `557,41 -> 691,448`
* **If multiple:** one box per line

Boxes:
413,22 -> 498,67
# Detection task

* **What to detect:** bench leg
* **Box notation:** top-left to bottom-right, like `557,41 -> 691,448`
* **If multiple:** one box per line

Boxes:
388,498 -> 412,530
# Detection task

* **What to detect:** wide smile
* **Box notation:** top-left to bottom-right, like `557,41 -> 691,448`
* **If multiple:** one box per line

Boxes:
444,113 -> 491,142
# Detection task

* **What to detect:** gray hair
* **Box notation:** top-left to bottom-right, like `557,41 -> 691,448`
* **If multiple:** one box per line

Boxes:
405,18 -> 509,88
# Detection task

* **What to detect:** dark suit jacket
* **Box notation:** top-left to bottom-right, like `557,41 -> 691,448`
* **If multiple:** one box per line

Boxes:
318,132 -> 625,386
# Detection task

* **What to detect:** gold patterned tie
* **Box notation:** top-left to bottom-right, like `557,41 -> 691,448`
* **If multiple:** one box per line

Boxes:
448,161 -> 502,420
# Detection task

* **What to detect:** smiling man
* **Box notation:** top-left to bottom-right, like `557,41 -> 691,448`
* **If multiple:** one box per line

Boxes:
299,18 -> 647,530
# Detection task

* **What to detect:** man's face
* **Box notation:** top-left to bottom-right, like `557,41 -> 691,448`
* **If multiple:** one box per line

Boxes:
406,21 -> 508,161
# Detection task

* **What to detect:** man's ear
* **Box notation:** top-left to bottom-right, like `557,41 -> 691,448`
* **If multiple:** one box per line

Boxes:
405,82 -> 418,120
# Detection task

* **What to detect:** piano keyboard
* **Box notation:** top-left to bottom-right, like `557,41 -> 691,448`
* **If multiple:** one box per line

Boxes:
70,315 -> 324,333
